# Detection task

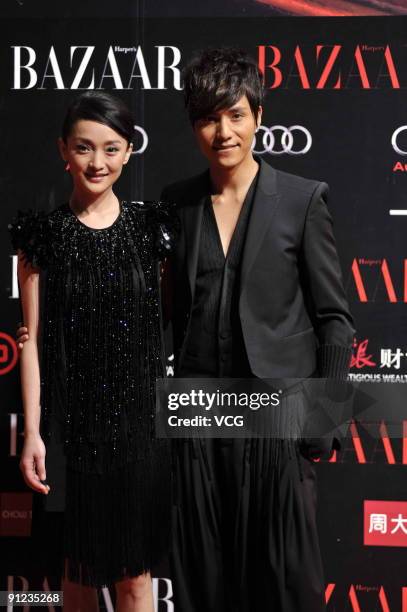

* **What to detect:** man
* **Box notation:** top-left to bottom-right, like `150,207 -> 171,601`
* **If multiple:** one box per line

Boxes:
160,47 -> 355,611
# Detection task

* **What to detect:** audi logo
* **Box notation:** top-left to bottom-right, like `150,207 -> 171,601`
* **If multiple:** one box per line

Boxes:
253,125 -> 312,155
131,125 -> 148,155
392,126 -> 407,156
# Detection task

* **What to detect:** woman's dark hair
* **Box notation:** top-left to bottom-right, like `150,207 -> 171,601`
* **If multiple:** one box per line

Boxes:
183,47 -> 264,125
62,91 -> 134,143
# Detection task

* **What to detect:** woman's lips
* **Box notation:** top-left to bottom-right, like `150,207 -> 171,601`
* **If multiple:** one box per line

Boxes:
85,173 -> 108,182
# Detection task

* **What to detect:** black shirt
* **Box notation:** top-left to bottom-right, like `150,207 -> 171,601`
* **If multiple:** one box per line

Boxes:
182,171 -> 259,377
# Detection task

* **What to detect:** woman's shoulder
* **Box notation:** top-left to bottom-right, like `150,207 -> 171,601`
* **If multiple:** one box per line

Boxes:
8,204 -> 68,268
122,200 -> 179,259
122,199 -> 176,213
122,199 -> 178,228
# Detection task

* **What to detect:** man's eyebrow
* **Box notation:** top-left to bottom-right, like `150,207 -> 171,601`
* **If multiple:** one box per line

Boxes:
227,105 -> 246,113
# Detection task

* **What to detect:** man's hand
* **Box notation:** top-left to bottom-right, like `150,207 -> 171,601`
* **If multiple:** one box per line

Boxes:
300,436 -> 336,461
16,323 -> 29,350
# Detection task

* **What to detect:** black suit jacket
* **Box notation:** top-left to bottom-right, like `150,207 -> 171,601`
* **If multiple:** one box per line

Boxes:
161,157 -> 355,380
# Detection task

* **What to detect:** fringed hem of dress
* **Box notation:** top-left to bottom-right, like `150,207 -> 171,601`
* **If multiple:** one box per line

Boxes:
64,451 -> 171,588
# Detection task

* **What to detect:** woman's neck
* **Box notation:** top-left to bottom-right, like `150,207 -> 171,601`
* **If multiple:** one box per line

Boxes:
69,189 -> 119,215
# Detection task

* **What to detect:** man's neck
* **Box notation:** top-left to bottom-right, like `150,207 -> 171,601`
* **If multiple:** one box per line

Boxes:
209,155 -> 259,196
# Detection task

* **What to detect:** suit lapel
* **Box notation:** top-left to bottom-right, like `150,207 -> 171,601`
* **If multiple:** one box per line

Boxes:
240,158 -> 280,289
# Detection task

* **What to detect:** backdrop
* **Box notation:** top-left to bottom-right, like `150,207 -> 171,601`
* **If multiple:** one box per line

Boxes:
1,1 -> 407,610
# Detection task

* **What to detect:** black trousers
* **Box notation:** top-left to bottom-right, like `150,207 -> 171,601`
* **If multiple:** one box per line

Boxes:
170,438 -> 326,612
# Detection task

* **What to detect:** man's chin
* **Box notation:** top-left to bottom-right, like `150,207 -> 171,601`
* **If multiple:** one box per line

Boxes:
211,155 -> 243,170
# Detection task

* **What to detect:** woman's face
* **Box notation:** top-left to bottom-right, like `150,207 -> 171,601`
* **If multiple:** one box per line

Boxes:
59,120 -> 132,197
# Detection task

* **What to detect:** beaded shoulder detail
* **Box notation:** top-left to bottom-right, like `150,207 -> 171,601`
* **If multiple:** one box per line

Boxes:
8,209 -> 51,269
9,200 -> 179,268
123,200 -> 179,259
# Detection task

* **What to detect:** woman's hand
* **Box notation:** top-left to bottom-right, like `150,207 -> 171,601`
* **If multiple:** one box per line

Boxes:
20,432 -> 50,495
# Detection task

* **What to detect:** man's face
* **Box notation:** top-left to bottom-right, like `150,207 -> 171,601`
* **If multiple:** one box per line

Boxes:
193,95 -> 261,170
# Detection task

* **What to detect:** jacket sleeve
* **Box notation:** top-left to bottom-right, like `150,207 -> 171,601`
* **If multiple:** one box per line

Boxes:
301,182 -> 355,379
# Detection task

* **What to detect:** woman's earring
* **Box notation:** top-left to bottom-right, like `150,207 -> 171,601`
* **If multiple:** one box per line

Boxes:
65,162 -> 70,172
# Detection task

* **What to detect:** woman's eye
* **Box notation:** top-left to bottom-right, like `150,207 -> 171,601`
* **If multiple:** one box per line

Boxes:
76,144 -> 89,152
106,147 -> 119,153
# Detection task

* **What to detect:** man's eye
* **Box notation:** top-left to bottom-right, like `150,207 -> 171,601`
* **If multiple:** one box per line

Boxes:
232,113 -> 243,120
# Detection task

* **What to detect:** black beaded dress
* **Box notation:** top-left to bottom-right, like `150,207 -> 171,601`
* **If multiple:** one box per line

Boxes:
9,200 -> 177,587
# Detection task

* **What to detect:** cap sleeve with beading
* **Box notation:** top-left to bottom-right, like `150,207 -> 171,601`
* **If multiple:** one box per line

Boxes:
8,209 -> 50,269
131,200 -> 179,260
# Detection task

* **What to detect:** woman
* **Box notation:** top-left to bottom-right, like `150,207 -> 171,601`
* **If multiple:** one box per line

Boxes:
10,91 -> 176,611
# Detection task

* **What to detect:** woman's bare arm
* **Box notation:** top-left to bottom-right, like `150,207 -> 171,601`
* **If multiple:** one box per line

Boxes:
17,252 -> 49,494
